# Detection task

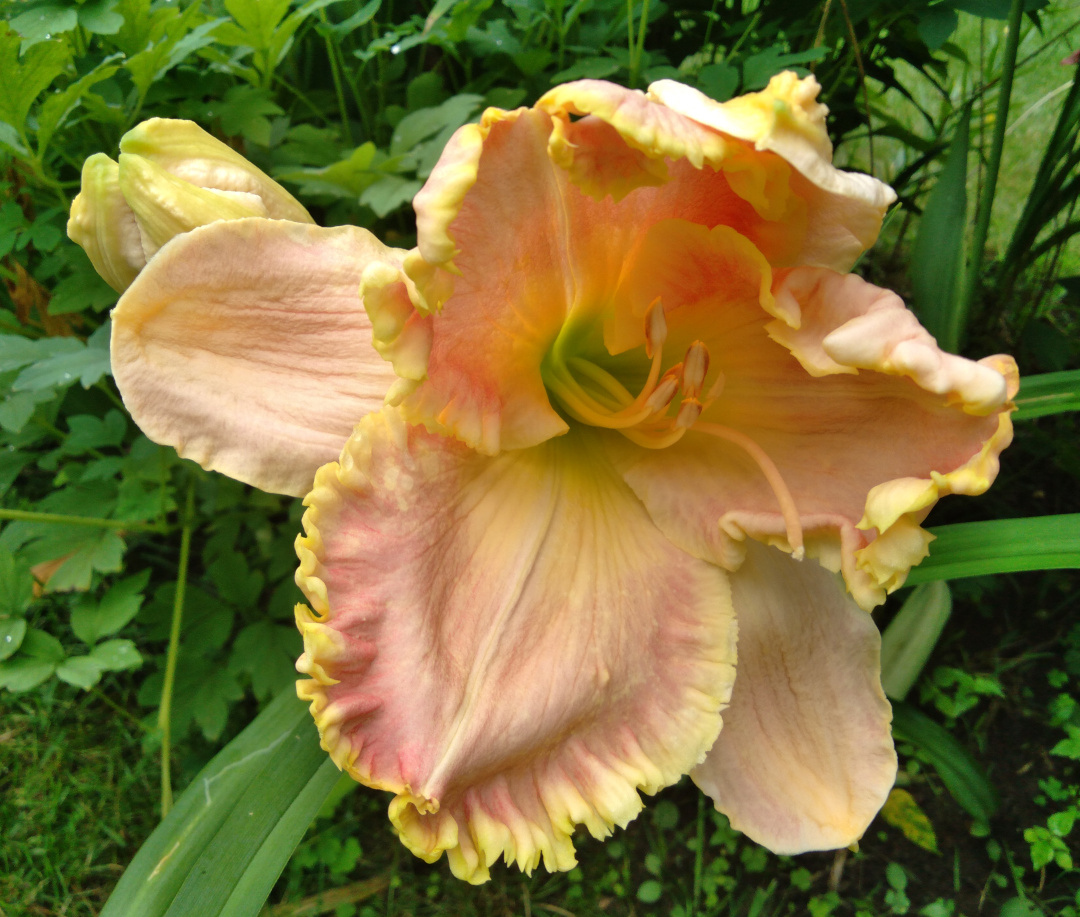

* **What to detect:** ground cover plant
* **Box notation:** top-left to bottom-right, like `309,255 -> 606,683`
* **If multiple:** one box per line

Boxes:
1,0 -> 1079,915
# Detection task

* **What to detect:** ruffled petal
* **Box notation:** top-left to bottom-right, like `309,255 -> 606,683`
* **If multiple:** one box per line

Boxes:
692,542 -> 896,853
399,107 -> 573,454
612,259 -> 1015,609
111,218 -> 405,496
294,410 -> 736,882
647,73 -> 895,269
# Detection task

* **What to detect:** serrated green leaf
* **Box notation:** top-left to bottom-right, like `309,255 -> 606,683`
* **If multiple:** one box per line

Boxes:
1014,369 -> 1080,420
91,638 -> 143,671
100,689 -> 337,917
72,570 -> 150,644
390,93 -> 483,156
78,0 -> 125,34
907,514 -> 1080,583
56,653 -> 109,689
0,553 -> 34,618
13,323 -> 112,391
195,668 -> 244,741
229,622 -> 299,699
35,55 -> 121,156
360,175 -> 422,217
0,618 -> 27,661
910,105 -> 970,352
45,529 -> 126,592
9,4 -> 78,48
0,23 -> 71,129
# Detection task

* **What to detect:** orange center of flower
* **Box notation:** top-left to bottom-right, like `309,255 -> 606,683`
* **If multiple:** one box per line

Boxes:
542,300 -> 805,559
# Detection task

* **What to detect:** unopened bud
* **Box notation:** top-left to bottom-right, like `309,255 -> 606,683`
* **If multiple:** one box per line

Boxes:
68,119 -> 314,292
67,154 -> 145,292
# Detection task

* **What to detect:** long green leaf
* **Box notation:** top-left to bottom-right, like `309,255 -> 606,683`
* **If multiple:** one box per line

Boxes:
907,514 -> 1080,584
101,688 -> 336,917
891,701 -> 999,823
910,104 -> 970,353
1014,369 -> 1080,420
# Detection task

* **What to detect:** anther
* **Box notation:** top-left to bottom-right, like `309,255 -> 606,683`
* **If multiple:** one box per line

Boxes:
645,364 -> 682,412
675,398 -> 703,429
644,298 -> 667,359
681,341 -> 710,400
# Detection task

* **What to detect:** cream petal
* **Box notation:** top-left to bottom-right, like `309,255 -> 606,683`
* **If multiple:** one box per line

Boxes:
692,542 -> 896,853
294,410 -> 737,882
111,219 -> 405,496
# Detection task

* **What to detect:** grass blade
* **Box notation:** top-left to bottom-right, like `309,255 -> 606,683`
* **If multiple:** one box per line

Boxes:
910,104 -> 970,352
100,688 -> 336,917
1014,369 -> 1080,420
891,700 -> 1000,822
907,514 -> 1080,584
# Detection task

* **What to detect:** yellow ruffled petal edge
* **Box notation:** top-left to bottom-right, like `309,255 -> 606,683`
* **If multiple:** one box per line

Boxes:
412,106 -> 526,270
294,411 -> 737,883
647,72 -> 896,211
851,354 -> 1019,605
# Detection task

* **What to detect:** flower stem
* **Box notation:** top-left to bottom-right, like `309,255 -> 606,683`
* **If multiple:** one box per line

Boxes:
956,0 -> 1024,349
158,478 -> 195,818
0,508 -> 167,533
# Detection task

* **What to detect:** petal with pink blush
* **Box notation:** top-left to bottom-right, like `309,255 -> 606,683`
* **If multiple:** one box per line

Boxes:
294,410 -> 736,883
612,259 -> 1014,610
692,542 -> 896,853
647,74 -> 895,270
111,218 -> 405,497
400,109 -> 573,454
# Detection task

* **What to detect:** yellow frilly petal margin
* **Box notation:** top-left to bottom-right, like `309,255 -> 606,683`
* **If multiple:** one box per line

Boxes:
294,410 -> 738,883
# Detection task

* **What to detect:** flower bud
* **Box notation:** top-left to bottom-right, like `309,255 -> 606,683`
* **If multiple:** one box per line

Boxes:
67,119 -> 313,292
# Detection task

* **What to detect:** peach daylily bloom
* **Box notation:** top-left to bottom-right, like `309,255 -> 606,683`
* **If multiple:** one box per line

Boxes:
71,73 -> 1017,884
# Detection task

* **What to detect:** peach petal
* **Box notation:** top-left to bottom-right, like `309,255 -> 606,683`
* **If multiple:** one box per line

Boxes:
692,542 -> 896,853
398,109 -> 573,453
111,219 -> 405,496
294,410 -> 736,882
611,259 -> 1014,611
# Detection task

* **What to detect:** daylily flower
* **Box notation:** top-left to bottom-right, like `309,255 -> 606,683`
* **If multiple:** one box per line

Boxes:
70,73 -> 1017,884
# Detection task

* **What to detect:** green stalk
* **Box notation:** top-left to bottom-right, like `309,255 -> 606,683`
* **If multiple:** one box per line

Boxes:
955,0 -> 1024,348
158,479 -> 195,817
692,792 -> 705,917
320,11 -> 353,146
0,508 -> 167,533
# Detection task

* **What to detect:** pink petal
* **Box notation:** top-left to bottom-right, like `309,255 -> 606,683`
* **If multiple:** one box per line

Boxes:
294,410 -> 737,882
400,108 -> 572,453
611,249 -> 1015,609
693,542 -> 896,853
111,218 -> 404,496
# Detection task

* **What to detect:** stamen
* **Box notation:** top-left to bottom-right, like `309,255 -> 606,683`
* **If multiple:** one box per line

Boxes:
681,341 -> 710,400
675,398 -> 702,429
645,364 -> 682,413
644,297 -> 667,359
693,422 -> 806,560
